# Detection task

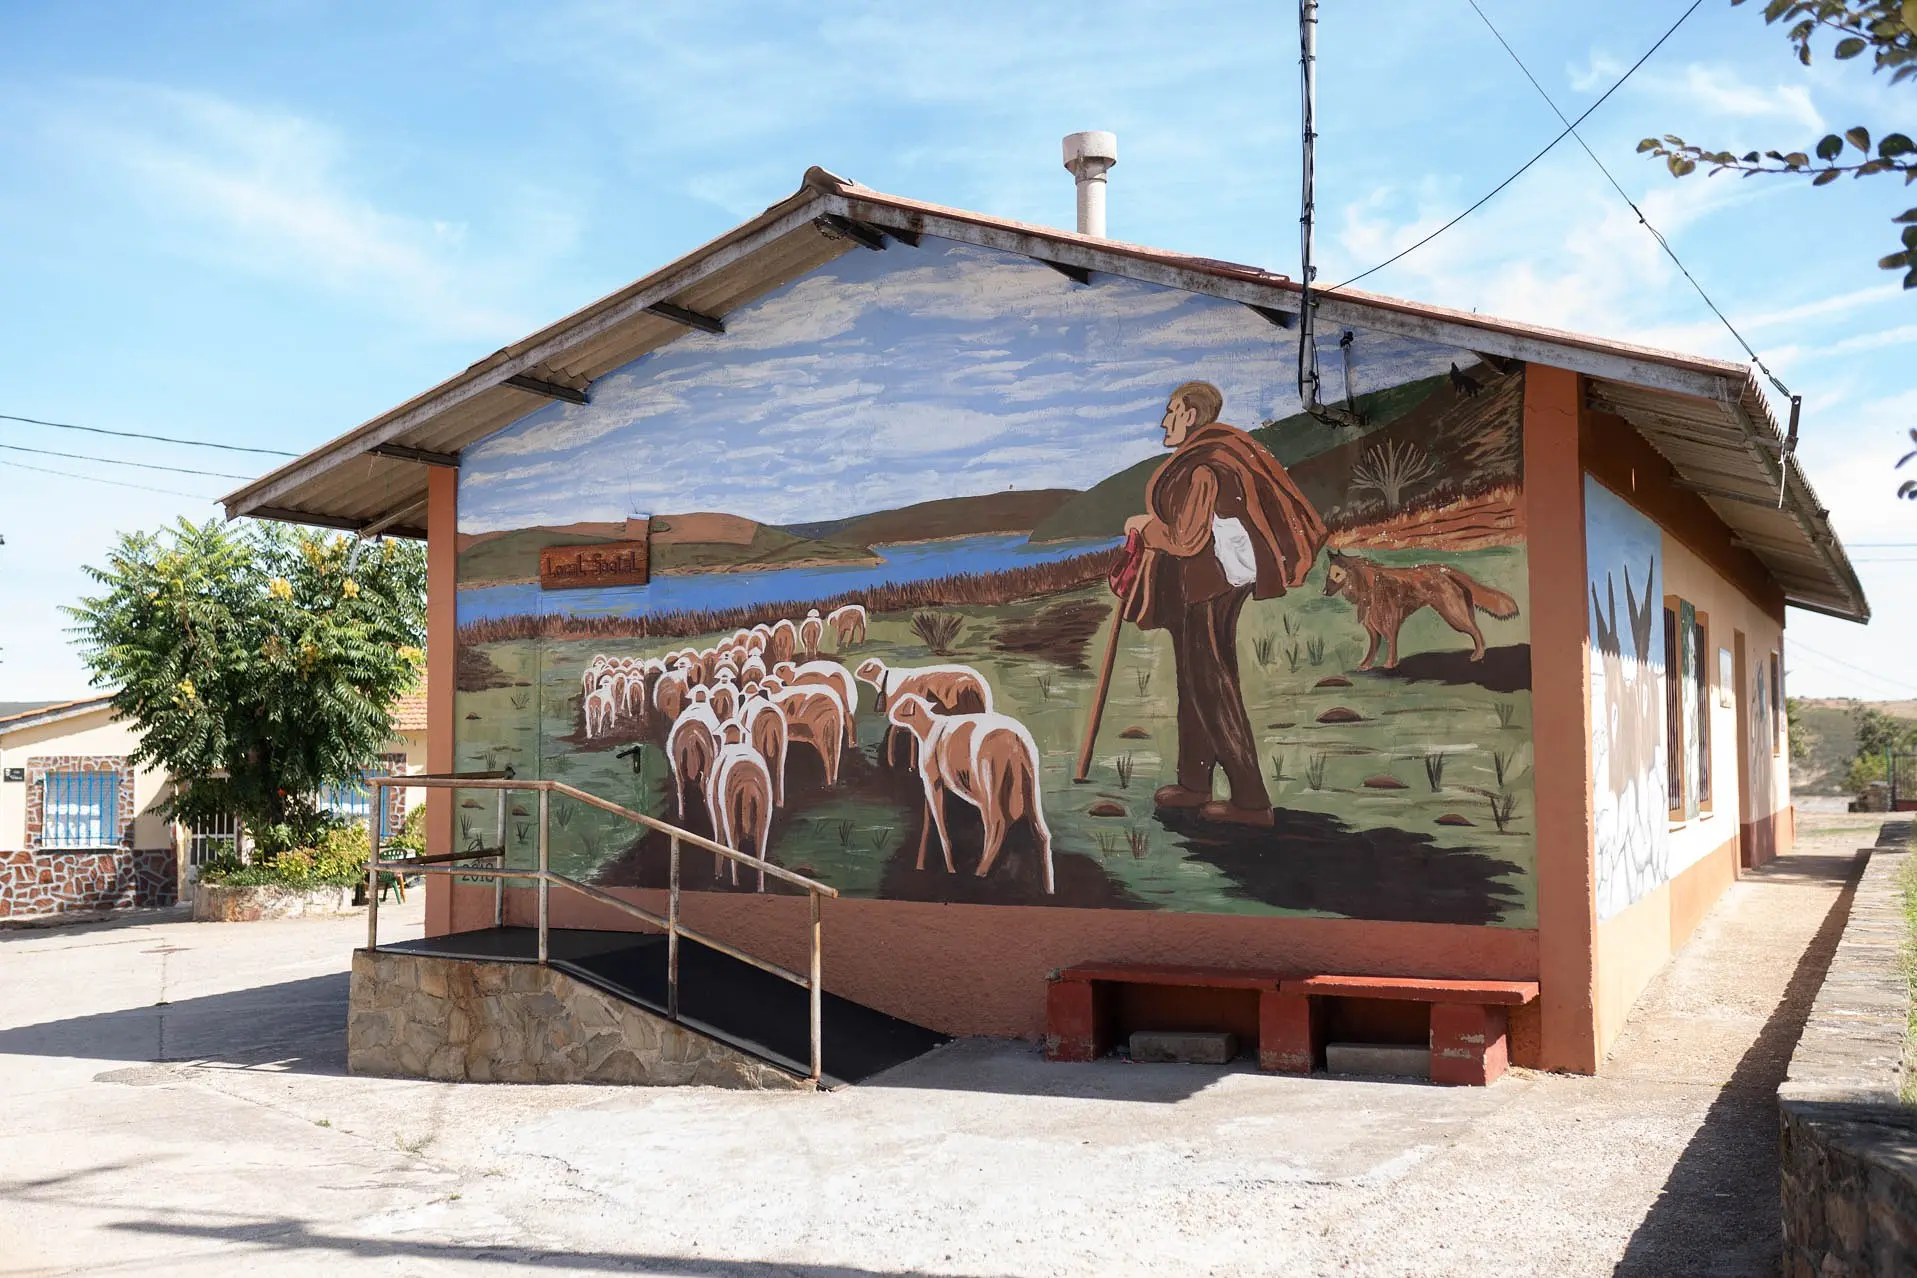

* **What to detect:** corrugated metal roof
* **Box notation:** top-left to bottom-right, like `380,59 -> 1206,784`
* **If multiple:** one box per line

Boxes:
222,167 -> 1867,623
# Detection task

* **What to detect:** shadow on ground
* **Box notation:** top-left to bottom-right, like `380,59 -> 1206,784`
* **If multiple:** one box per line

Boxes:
0,973 -> 349,1076
105,1217 -> 1012,1276
1614,841 -> 1868,1277
859,1035 -> 1225,1103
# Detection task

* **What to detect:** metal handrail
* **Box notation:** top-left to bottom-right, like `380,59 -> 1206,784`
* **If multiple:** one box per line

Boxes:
364,773 -> 832,1082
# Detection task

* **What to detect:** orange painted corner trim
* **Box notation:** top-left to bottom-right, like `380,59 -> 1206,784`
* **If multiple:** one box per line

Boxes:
1526,363 -> 1599,1073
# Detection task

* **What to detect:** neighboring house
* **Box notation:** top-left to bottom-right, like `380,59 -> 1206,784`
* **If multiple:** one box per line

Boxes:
221,164 -> 1863,1075
0,688 -> 431,920
0,696 -> 177,918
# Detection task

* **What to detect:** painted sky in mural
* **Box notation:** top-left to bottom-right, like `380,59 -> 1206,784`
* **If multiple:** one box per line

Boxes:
458,238 -> 1472,533
454,235 -> 1537,928
1587,476 -> 1668,923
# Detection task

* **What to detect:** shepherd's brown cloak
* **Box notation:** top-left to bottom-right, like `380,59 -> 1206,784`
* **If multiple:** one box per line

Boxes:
1122,421 -> 1328,632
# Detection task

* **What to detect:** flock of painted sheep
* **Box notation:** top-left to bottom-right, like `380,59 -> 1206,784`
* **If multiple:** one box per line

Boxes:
578,601 -> 1055,894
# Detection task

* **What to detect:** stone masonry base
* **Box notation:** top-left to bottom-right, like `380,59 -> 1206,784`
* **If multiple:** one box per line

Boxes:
348,949 -> 808,1090
1778,829 -> 1917,1276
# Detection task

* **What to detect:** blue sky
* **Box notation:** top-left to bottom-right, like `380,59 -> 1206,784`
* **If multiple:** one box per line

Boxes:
458,237 -> 1470,532
1,1 -> 1911,699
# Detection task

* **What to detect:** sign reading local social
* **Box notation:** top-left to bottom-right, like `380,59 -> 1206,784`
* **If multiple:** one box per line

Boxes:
539,539 -> 650,590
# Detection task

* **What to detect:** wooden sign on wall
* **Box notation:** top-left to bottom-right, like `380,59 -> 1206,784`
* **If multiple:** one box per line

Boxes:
539,538 -> 650,590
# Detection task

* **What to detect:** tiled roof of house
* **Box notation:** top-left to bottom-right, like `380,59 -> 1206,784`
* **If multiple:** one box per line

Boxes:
390,689 -> 429,734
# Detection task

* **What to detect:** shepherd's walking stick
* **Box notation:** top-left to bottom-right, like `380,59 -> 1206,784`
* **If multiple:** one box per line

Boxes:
1074,574 -> 1141,783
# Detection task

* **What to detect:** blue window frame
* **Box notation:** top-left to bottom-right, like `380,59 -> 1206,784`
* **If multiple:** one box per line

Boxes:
319,768 -> 390,837
42,771 -> 121,848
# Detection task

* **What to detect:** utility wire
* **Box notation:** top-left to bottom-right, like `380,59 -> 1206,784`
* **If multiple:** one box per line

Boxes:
0,458 -> 222,501
1786,637 -> 1917,696
0,412 -> 298,457
1323,0 -> 1704,294
0,440 -> 254,480
1461,0 -> 1792,401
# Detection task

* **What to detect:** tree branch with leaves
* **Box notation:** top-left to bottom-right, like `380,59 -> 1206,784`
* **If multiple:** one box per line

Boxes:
1638,0 -> 1916,286
65,519 -> 427,856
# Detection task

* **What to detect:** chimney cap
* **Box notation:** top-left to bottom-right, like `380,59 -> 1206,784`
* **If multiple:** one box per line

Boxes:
1062,131 -> 1118,173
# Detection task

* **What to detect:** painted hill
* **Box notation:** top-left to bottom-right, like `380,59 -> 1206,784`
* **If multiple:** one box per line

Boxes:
456,514 -> 874,586
1029,373 -> 1452,544
789,488 -> 1082,547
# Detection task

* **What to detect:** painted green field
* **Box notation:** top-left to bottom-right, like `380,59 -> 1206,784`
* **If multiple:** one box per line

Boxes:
453,544 -> 1536,927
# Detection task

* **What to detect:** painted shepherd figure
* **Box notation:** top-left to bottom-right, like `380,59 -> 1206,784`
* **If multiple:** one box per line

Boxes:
1122,382 -> 1327,827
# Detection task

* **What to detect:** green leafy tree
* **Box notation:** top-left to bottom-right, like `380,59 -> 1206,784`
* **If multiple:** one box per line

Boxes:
1637,1 -> 1915,287
66,519 -> 426,855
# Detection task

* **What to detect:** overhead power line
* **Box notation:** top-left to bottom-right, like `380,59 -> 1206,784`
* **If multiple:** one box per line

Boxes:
1323,0 -> 1704,294
0,440 -> 255,480
0,458 -> 222,502
0,412 -> 299,458
1785,637 -> 1917,697
1461,0 -> 1793,403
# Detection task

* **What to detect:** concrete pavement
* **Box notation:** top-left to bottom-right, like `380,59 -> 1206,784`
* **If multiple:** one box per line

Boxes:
0,813 -> 1879,1276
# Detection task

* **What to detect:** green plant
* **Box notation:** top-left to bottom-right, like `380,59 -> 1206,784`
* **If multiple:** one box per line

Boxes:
1283,614 -> 1300,638
1486,790 -> 1520,834
1254,634 -> 1277,669
867,826 -> 891,852
1284,642 -> 1302,673
1494,700 -> 1516,730
1125,827 -> 1151,858
1112,753 -> 1137,789
1423,752 -> 1449,791
1493,747 -> 1527,788
1134,667 -> 1152,697
509,691 -> 530,711
1034,672 -> 1055,700
1305,754 -> 1329,790
385,805 -> 426,859
1638,0 -> 1916,288
66,519 -> 425,852
910,611 -> 964,654
836,819 -> 855,847
1306,636 -> 1326,666
1271,751 -> 1292,783
1094,830 -> 1121,857
196,820 -> 368,887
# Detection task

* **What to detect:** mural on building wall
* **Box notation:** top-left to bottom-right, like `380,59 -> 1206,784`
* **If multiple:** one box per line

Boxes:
1586,477 -> 1669,921
454,235 -> 1537,927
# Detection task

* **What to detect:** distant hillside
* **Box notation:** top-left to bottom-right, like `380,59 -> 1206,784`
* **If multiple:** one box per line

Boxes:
457,514 -> 873,585
789,489 -> 1081,547
1790,698 -> 1917,795
458,528 -> 628,585
1030,372 -> 1454,544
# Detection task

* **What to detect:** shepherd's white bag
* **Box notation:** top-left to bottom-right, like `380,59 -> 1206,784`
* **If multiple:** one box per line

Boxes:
1210,515 -> 1258,588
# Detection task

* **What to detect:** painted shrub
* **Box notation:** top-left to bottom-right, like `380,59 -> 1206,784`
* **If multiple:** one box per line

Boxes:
455,235 -> 1537,926
1585,476 -> 1668,921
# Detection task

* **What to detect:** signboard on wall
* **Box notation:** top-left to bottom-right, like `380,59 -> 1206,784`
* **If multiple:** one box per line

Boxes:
539,538 -> 650,590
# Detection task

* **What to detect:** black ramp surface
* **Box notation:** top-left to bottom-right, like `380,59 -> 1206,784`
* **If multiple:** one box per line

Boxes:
387,927 -> 948,1086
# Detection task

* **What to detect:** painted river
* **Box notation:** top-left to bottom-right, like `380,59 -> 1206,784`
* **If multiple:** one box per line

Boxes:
455,532 -> 1123,625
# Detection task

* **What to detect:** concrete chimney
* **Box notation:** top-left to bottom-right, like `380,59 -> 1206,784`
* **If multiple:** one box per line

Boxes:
1061,131 -> 1117,237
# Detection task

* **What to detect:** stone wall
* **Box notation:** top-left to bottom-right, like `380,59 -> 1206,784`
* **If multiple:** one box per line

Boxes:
1779,831 -> 1917,1276
0,846 -> 177,919
191,883 -> 356,922
348,948 -> 807,1090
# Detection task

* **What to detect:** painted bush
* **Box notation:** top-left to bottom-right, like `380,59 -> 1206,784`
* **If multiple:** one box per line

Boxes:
454,236 -> 1537,926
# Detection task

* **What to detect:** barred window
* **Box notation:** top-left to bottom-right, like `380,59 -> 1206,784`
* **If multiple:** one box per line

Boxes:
42,771 -> 122,848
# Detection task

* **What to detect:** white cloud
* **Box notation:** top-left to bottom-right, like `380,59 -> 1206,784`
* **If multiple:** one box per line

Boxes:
46,83 -> 568,341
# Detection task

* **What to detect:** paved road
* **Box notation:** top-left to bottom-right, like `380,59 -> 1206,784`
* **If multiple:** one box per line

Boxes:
0,814 -> 1879,1276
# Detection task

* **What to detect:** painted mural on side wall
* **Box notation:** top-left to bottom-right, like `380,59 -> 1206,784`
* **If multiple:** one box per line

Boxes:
454,235 -> 1537,927
1586,476 -> 1668,921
